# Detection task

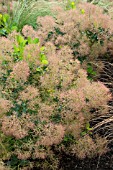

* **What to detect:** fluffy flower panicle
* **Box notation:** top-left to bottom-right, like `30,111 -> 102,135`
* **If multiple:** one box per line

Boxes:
10,61 -> 30,82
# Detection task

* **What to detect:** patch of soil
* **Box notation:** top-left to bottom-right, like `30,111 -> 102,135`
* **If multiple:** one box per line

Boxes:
59,151 -> 113,170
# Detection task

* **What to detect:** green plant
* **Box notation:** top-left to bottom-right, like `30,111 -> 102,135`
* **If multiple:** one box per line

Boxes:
81,123 -> 93,136
13,35 -> 39,61
63,134 -> 75,145
87,63 -> 97,80
0,13 -> 17,36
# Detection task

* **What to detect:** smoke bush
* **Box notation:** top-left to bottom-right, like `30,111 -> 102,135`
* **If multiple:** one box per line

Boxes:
21,2 -> 113,78
0,1 -> 113,169
0,29 -> 112,169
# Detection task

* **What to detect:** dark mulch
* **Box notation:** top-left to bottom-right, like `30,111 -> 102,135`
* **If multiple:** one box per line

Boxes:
59,151 -> 113,170
33,150 -> 113,170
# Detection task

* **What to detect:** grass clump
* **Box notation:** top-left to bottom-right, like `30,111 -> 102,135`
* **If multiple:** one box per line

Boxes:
11,0 -> 65,30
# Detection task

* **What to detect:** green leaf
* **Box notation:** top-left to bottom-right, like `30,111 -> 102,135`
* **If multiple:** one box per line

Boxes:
86,123 -> 92,131
11,26 -> 18,31
17,35 -> 27,46
81,9 -> 85,14
41,60 -> 48,65
33,38 -> 39,44
86,123 -> 90,129
87,66 -> 93,73
81,131 -> 87,136
27,37 -> 32,44
14,45 -> 20,52
91,71 -> 96,75
2,16 -> 6,23
0,29 -> 7,35
0,14 -> 2,19
3,14 -> 9,23
17,35 -> 24,43
40,46 -> 45,51
40,54 -> 46,60
36,67 -> 41,72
